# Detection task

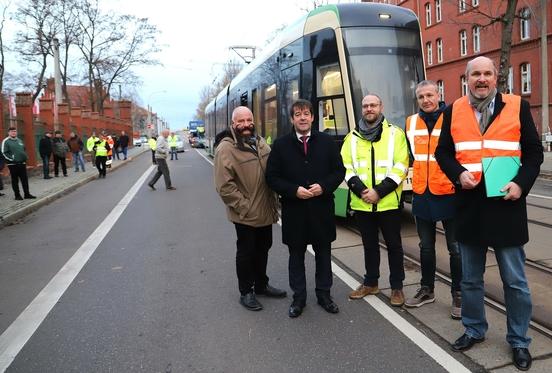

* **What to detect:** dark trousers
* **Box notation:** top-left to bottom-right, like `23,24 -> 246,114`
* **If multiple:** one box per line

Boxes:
41,154 -> 50,177
53,155 -> 67,176
288,241 -> 333,303
95,156 -> 107,176
355,209 -> 405,290
7,164 -> 30,197
416,217 -> 462,292
234,223 -> 271,295
151,150 -> 157,164
121,147 -> 128,160
113,148 -> 120,160
148,158 -> 172,188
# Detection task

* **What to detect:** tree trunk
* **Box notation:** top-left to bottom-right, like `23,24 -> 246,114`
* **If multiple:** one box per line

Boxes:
497,0 -> 518,93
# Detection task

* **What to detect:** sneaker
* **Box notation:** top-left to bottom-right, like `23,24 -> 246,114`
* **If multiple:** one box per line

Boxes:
349,284 -> 379,299
405,286 -> 435,308
451,291 -> 462,320
390,289 -> 405,307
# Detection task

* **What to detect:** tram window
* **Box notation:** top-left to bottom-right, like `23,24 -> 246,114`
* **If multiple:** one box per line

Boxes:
240,92 -> 248,106
252,89 -> 261,134
264,100 -> 277,144
319,98 -> 348,136
317,64 -> 343,97
265,84 -> 276,99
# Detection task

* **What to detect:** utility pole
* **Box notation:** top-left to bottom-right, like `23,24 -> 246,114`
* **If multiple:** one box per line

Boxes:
53,38 -> 63,130
541,0 -> 549,148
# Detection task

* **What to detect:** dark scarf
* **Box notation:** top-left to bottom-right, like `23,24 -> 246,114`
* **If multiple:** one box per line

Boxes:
468,88 -> 497,133
418,102 -> 446,133
357,114 -> 384,142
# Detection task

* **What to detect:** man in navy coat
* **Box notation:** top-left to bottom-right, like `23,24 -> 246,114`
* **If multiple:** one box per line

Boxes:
266,99 -> 345,318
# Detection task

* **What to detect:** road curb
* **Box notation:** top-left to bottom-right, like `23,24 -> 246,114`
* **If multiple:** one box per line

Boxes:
0,150 -> 148,229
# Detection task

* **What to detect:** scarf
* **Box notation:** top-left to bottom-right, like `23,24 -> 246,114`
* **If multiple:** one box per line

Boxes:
419,102 -> 446,133
357,114 -> 384,142
468,88 -> 497,133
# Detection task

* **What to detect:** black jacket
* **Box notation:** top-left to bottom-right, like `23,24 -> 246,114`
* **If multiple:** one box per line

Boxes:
266,130 -> 345,246
39,136 -> 53,157
435,94 -> 543,247
119,135 -> 129,148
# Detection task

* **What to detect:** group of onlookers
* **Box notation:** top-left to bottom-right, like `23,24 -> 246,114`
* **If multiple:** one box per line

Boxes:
0,129 -> 131,198
214,56 -> 543,371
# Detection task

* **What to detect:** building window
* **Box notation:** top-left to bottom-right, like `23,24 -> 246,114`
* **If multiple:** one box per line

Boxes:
472,26 -> 480,53
426,42 -> 433,65
425,3 -> 432,27
472,0 -> 479,6
436,38 -> 443,62
520,63 -> 531,94
459,30 -> 467,56
435,0 -> 442,22
461,75 -> 468,96
520,8 -> 530,40
458,0 -> 466,13
507,66 -> 514,94
437,80 -> 444,101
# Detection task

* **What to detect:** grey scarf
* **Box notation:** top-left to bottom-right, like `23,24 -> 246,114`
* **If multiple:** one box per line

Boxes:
468,88 -> 497,133
358,114 -> 384,142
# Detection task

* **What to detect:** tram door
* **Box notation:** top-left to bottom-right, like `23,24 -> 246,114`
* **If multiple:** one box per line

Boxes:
281,64 -> 300,138
316,63 -> 348,141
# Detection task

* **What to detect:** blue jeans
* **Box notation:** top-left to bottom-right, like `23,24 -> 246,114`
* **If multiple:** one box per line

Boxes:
121,147 -> 128,159
416,217 -> 461,292
460,243 -> 532,348
72,152 -> 85,171
41,154 -> 50,177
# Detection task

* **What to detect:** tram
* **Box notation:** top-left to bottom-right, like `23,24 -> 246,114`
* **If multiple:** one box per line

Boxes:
205,3 -> 425,217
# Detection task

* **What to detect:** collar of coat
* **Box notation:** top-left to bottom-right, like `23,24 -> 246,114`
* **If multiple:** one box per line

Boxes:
351,118 -> 392,142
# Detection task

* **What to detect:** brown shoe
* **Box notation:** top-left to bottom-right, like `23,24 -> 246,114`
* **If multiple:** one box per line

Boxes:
390,289 -> 405,307
349,284 -> 379,299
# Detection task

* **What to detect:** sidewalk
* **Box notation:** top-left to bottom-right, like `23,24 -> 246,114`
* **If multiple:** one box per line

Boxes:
0,146 -> 148,228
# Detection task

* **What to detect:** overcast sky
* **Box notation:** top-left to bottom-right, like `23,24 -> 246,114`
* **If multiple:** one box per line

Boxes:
109,0 -> 328,130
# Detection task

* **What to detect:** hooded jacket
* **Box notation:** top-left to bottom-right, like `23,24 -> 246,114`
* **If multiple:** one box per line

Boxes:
214,129 -> 278,227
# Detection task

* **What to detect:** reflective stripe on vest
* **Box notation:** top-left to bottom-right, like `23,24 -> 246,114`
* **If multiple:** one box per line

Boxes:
406,113 -> 455,195
451,94 -> 521,183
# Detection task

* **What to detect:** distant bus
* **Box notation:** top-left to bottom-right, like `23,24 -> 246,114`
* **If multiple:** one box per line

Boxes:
188,120 -> 204,131
205,3 -> 424,217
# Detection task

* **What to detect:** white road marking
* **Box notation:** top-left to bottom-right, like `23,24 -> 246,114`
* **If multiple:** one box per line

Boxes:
528,193 -> 552,200
0,165 -> 155,372
199,153 -> 470,372
195,149 -> 214,165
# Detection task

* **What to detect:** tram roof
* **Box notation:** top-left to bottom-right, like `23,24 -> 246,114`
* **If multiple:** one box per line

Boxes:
229,3 -> 419,90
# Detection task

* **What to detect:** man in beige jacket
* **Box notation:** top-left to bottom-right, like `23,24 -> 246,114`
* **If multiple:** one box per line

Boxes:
214,106 -> 287,311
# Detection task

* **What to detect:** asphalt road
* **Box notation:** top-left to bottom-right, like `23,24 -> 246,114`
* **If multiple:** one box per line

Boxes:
0,150 -> 476,373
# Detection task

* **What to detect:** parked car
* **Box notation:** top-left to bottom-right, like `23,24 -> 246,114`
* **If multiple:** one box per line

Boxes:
175,136 -> 185,152
133,138 -> 142,146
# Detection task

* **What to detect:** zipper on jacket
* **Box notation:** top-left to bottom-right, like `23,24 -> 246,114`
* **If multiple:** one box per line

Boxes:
371,143 -> 377,212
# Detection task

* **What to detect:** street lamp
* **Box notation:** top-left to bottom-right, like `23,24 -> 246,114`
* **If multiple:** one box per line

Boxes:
146,90 -> 167,136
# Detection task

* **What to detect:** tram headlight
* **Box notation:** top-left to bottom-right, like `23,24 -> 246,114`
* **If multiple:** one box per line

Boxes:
379,13 -> 391,20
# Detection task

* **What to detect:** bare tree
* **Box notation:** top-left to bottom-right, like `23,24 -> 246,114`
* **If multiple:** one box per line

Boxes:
74,0 -> 161,113
195,59 -> 243,120
447,0 -> 519,92
12,0 -> 60,102
0,1 -> 10,93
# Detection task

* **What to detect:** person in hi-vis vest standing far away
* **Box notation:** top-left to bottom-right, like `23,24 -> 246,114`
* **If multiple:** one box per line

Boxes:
435,56 -> 543,371
404,80 -> 462,320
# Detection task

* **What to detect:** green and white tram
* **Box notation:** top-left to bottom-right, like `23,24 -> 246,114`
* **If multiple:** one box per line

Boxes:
205,2 -> 425,217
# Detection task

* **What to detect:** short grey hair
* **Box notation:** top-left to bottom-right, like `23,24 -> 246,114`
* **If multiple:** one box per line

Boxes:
415,80 -> 439,93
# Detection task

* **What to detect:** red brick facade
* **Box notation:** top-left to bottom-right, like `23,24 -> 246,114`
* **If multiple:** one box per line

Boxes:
364,0 -> 552,138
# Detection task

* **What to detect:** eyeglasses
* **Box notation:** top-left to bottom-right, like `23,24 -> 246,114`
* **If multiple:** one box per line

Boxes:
362,103 -> 380,109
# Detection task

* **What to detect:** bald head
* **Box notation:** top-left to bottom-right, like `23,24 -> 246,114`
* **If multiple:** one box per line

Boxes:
161,129 -> 170,137
465,56 -> 497,77
466,56 -> 498,99
232,106 -> 255,137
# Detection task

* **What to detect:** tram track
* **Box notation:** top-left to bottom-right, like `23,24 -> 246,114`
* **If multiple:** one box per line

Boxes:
340,222 -> 552,340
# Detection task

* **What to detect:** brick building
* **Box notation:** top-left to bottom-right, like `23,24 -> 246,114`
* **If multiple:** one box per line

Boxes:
364,0 -> 551,140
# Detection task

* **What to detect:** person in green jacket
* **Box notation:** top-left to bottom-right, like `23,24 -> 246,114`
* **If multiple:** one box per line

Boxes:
86,132 -> 99,169
148,136 -> 157,165
1,127 -> 35,200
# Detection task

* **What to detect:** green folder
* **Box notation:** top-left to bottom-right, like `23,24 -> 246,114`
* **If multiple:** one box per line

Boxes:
482,156 -> 521,197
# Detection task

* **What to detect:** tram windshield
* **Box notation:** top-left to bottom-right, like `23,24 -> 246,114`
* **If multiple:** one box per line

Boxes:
343,27 -> 424,129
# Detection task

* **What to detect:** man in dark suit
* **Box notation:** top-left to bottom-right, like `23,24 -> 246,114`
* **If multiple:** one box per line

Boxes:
266,99 -> 345,318
435,56 -> 543,371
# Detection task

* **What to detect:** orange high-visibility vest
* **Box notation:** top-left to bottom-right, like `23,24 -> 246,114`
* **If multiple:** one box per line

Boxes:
107,136 -> 114,156
406,114 -> 455,195
451,94 -> 521,183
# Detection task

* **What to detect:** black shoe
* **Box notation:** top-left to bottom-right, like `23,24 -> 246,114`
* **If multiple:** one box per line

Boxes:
63,174 -> 68,177
256,284 -> 287,298
317,296 -> 339,314
167,186 -> 176,190
451,334 -> 485,352
0,192 -> 4,196
148,183 -> 156,190
512,348 -> 532,371
24,194 -> 36,199
44,176 -> 52,179
288,300 -> 305,318
239,292 -> 263,311
15,195 -> 23,200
